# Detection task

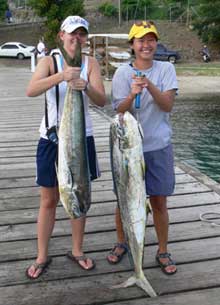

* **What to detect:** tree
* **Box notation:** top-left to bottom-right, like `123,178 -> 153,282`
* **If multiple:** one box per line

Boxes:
28,0 -> 85,47
193,0 -> 220,44
0,0 -> 8,21
98,2 -> 118,17
122,0 -> 153,20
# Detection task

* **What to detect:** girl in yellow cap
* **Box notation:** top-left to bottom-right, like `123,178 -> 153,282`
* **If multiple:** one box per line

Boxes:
108,21 -> 178,275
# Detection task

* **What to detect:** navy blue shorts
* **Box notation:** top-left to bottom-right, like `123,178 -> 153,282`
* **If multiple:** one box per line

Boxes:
144,144 -> 175,196
36,136 -> 100,187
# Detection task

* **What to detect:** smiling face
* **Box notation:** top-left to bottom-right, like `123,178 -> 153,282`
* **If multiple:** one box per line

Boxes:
131,32 -> 157,62
59,27 -> 88,57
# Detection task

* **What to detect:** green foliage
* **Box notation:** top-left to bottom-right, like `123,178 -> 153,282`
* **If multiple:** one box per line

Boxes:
98,2 -> 118,17
28,0 -> 85,47
0,0 -> 8,21
122,0 -> 154,20
193,1 -> 220,44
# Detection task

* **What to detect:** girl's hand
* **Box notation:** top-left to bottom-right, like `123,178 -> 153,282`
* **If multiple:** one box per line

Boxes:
131,74 -> 149,96
70,78 -> 88,91
62,67 -> 81,82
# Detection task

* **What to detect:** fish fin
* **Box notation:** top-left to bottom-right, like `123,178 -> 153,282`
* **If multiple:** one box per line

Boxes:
138,122 -> 144,140
141,158 -> 145,180
136,272 -> 157,297
111,275 -> 136,289
127,247 -> 135,268
146,199 -> 152,214
55,162 -> 58,179
111,274 -> 157,297
68,166 -> 74,188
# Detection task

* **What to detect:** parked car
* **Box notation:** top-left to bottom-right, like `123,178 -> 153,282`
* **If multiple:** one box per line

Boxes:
0,42 -> 35,59
154,43 -> 181,64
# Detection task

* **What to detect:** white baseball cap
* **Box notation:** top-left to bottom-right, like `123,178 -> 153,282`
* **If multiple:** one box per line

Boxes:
60,16 -> 89,33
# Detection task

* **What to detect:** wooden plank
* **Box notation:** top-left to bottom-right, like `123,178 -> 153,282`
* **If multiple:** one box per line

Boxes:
0,200 -> 219,227
0,164 -> 184,179
1,234 -> 220,285
0,181 -> 211,200
1,239 -> 220,288
0,159 -> 187,173
0,215 -> 219,243
0,173 -> 196,190
103,288 -> 220,305
1,221 -> 219,262
0,191 -> 219,212
0,259 -> 220,305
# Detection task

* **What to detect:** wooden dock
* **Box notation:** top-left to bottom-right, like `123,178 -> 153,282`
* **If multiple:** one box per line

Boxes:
1,67 -> 220,305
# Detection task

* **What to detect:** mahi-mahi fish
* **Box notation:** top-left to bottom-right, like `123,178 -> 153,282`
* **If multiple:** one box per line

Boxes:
110,111 -> 157,297
57,39 -> 91,218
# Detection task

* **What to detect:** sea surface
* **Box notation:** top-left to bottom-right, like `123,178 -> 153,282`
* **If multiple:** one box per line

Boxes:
171,98 -> 220,182
102,98 -> 220,183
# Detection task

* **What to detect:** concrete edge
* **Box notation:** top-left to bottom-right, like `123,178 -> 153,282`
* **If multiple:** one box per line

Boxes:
90,104 -> 114,123
176,161 -> 220,195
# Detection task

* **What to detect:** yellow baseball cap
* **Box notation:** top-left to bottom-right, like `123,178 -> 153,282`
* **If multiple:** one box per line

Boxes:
128,21 -> 159,41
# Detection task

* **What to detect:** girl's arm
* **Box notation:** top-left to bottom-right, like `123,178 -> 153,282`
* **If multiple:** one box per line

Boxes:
26,56 -> 79,97
85,56 -> 108,107
145,79 -> 176,112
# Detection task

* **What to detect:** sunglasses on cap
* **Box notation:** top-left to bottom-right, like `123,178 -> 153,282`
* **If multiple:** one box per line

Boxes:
134,20 -> 155,28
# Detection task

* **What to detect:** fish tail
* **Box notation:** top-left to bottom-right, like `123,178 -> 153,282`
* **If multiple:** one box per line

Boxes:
111,272 -> 157,297
136,272 -> 157,297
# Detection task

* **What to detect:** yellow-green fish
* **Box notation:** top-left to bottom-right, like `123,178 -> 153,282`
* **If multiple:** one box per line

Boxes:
110,111 -> 157,297
58,40 -> 91,218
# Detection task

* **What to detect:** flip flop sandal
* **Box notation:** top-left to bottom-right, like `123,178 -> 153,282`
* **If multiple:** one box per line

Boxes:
25,256 -> 52,279
66,251 -> 96,271
106,242 -> 128,264
156,251 -> 177,275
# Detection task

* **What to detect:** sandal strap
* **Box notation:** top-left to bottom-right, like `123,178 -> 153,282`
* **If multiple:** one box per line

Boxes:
157,252 -> 171,259
32,257 -> 52,270
157,252 -> 176,266
115,242 -> 128,251
72,255 -> 87,262
109,243 -> 128,257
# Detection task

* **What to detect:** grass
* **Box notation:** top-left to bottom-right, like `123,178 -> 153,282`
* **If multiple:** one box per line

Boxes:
176,62 -> 220,76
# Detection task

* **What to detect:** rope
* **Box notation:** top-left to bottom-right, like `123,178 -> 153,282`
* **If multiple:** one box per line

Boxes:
199,212 -> 220,227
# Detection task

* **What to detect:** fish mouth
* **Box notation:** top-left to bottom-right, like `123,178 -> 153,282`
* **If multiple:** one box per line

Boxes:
57,37 -> 82,67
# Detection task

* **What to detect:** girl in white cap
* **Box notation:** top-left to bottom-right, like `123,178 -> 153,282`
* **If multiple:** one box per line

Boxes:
26,16 -> 107,278
108,21 -> 178,275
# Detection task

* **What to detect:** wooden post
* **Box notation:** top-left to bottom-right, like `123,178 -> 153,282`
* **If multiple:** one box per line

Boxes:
105,36 -> 110,80
31,53 -> 35,72
93,36 -> 96,58
118,0 -> 121,27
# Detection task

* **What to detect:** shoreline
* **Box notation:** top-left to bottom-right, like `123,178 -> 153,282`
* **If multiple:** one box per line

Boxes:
1,62 -> 220,100
104,75 -> 220,101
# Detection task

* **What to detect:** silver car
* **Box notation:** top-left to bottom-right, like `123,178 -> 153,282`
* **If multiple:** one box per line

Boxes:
0,42 -> 35,59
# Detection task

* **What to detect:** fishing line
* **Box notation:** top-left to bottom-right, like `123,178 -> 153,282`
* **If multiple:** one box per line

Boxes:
199,212 -> 220,227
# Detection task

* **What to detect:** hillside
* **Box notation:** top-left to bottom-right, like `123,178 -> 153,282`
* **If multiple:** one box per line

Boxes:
88,18 -> 205,62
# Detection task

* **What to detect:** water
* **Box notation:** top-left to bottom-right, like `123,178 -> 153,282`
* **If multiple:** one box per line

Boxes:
171,98 -> 220,182
102,98 -> 220,183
